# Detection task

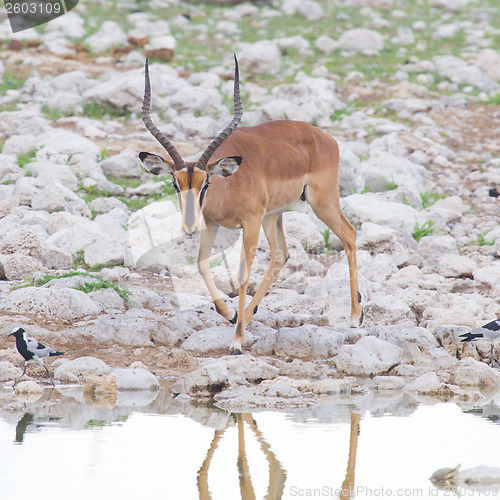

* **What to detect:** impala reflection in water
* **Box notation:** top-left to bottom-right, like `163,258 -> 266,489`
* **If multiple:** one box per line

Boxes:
2,387 -> 500,499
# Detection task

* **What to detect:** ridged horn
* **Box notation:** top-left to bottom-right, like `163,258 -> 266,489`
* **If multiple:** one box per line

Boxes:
142,57 -> 186,170
195,54 -> 243,170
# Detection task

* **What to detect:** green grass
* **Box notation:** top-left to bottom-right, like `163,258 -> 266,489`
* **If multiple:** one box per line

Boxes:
16,148 -> 38,168
383,179 -> 398,191
0,72 -> 27,96
321,228 -> 333,252
476,232 -> 495,246
83,102 -> 131,120
421,191 -> 446,209
14,271 -> 131,302
413,220 -> 435,242
41,105 -> 63,121
100,148 -> 111,161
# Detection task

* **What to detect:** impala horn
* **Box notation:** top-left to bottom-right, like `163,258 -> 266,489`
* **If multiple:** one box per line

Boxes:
195,54 -> 243,170
142,57 -> 186,170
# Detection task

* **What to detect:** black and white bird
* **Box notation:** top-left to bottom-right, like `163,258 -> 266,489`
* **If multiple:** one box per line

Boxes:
459,319 -> 500,367
8,327 -> 64,388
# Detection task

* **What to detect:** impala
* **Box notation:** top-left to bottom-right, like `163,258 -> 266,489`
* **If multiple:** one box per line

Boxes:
139,56 -> 363,354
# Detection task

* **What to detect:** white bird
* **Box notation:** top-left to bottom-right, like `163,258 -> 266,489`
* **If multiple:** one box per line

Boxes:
8,327 -> 64,388
459,319 -> 500,367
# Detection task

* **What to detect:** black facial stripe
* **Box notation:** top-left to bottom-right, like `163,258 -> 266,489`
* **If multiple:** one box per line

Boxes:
171,174 -> 180,193
199,181 -> 210,206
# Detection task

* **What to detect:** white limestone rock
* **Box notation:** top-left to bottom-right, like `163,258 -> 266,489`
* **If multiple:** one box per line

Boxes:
0,227 -> 42,258
46,220 -> 113,255
111,368 -> 160,391
84,240 -> 125,267
151,310 -> 204,346
181,326 -> 255,354
433,55 -> 487,87
437,254 -> 477,278
363,295 -> 416,327
171,355 -> 279,395
476,49 -> 500,82
88,288 -> 126,310
0,361 -> 23,382
357,223 -> 397,253
372,376 -> 407,391
54,356 -> 112,382
1,134 -> 38,157
90,197 -> 128,215
83,68 -> 146,113
404,372 -> 447,394
0,288 -> 104,322
36,128 -> 101,161
449,358 -> 500,387
297,0 -> 324,21
238,40 -> 282,75
27,161 -> 79,191
338,143 -> 364,196
66,310 -> 160,347
99,151 -> 142,179
85,21 -> 127,53
315,35 -> 337,55
282,211 -> 325,252
252,324 -> 344,359
334,336 -> 402,375
336,28 -> 385,55
0,253 -> 43,280
265,77 -> 344,126
14,380 -> 43,394
417,235 -> 458,260
341,193 -> 424,232
359,154 -> 427,194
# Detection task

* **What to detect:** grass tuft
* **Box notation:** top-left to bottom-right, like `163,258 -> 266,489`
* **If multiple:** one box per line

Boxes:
413,220 -> 435,242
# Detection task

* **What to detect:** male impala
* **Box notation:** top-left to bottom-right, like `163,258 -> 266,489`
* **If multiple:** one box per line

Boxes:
139,56 -> 363,354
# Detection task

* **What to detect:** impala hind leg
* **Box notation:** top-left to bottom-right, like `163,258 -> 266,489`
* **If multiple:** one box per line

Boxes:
310,200 -> 362,326
198,221 -> 237,323
245,213 -> 289,324
230,220 -> 261,355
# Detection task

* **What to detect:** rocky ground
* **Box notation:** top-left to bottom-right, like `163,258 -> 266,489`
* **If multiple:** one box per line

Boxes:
0,0 -> 499,407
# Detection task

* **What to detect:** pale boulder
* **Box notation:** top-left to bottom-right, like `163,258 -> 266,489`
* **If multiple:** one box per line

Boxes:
85,21 -> 127,53
99,151 -> 142,179
0,288 -> 104,322
54,357 -> 112,382
239,40 -> 281,75
437,254 -> 476,278
449,358 -> 500,387
336,29 -> 384,55
334,336 -> 402,375
111,368 -> 160,390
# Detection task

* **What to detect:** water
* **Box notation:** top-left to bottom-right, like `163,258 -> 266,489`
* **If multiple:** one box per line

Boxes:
1,386 -> 500,500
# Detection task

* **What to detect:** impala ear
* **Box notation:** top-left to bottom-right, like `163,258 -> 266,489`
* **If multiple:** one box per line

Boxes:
208,156 -> 242,178
139,152 -> 175,175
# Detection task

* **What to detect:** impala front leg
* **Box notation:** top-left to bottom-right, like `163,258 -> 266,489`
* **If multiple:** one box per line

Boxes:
198,220 -> 237,323
230,221 -> 261,355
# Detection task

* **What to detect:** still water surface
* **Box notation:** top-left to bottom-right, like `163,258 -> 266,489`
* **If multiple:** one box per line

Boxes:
1,386 -> 500,500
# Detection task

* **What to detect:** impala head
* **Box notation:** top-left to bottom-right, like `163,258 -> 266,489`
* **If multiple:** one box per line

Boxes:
139,55 -> 243,239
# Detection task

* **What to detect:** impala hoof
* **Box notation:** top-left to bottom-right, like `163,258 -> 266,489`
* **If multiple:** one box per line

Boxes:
229,341 -> 242,355
350,309 -> 363,327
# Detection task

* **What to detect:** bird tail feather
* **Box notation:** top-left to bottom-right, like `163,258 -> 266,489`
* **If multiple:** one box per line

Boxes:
459,332 -> 484,342
49,351 -> 64,357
